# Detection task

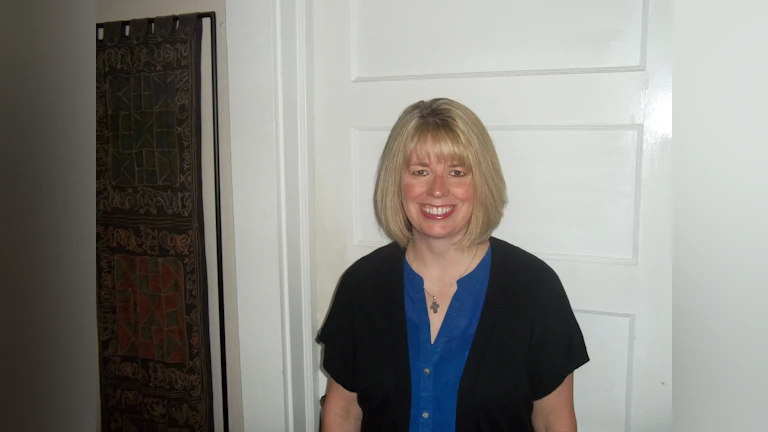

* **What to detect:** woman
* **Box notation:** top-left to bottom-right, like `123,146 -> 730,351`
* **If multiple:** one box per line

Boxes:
317,98 -> 589,431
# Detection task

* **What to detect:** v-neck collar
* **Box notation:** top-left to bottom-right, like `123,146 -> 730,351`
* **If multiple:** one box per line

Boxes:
403,247 -> 492,347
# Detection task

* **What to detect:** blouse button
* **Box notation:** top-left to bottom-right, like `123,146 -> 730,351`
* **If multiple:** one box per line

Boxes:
424,368 -> 430,375
422,411 -> 429,419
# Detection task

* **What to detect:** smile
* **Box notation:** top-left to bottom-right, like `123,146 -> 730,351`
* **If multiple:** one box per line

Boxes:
420,205 -> 455,219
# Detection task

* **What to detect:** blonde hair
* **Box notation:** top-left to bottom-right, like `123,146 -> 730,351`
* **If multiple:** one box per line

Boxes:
373,98 -> 507,248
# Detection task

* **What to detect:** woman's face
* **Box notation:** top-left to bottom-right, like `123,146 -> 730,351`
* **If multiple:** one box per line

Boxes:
401,146 -> 475,244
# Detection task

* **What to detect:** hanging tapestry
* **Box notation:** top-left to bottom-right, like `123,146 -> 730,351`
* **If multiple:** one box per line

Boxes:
96,14 -> 214,432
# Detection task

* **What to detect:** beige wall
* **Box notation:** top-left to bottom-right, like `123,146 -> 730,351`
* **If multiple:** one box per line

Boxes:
96,2 -> 242,430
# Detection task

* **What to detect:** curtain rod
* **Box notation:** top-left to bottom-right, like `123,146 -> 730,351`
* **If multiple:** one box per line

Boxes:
95,11 -> 215,29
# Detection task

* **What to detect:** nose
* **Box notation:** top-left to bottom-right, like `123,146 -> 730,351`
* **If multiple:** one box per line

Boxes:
427,174 -> 447,198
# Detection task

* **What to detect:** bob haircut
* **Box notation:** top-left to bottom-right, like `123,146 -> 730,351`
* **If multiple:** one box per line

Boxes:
374,98 -> 507,248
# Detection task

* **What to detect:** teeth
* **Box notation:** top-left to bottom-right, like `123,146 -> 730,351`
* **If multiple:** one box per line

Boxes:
422,205 -> 453,215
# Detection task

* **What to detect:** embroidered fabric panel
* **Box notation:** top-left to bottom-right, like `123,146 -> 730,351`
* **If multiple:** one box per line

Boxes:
96,15 -> 214,432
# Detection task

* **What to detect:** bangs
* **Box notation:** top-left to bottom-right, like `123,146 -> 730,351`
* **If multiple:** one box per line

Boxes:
406,123 -> 471,169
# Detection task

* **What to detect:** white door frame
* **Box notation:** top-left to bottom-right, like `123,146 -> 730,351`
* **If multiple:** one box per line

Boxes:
274,0 -> 319,429
226,0 -> 316,430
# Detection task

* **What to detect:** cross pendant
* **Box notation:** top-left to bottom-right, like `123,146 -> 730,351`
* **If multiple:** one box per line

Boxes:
429,297 -> 440,314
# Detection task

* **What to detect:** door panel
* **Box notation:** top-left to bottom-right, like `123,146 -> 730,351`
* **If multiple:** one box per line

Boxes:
352,0 -> 646,78
313,0 -> 671,430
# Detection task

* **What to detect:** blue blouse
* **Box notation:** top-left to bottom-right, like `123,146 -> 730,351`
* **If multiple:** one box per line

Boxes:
404,247 -> 492,432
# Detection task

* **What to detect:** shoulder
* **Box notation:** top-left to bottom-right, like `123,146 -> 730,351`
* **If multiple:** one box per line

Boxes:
318,242 -> 403,329
489,237 -> 559,280
489,236 -> 565,300
338,241 -> 404,285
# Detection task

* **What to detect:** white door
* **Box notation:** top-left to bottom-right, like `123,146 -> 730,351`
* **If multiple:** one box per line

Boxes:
312,0 -> 672,430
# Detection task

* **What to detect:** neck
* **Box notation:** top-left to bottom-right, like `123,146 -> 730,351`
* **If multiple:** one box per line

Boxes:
406,235 -> 489,280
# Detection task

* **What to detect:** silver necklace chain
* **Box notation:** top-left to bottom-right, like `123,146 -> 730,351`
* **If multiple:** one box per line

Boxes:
421,245 -> 479,314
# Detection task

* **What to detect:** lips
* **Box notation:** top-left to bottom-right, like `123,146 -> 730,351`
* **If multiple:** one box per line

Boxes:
420,205 -> 456,220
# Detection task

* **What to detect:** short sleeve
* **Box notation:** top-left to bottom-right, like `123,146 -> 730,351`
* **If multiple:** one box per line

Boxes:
528,268 -> 590,400
316,268 -> 358,393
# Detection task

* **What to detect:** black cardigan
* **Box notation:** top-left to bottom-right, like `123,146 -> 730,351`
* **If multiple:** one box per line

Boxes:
317,237 -> 589,431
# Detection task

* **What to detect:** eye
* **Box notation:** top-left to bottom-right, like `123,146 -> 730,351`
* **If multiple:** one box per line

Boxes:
412,169 -> 429,176
450,169 -> 466,177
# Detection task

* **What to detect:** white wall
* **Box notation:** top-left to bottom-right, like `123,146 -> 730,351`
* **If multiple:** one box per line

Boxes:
96,1 -> 244,430
221,0 -> 293,430
673,1 -> 768,431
